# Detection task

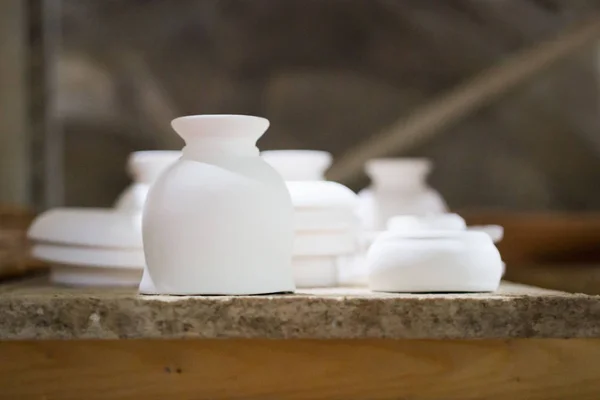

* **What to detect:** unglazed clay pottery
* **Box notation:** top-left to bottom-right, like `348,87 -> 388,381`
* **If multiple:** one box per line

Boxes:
50,265 -> 142,287
32,244 -> 145,268
286,181 -> 358,210
367,230 -> 502,292
28,208 -> 142,249
387,213 -> 466,233
293,208 -> 358,232
261,149 -> 360,288
261,150 -> 332,181
293,231 -> 357,256
142,114 -> 295,295
292,256 -> 337,287
357,158 -> 447,230
138,266 -> 156,294
114,151 -> 181,212
469,224 -> 504,243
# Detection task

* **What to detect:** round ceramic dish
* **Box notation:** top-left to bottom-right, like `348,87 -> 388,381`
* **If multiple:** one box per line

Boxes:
367,230 -> 502,292
292,256 -> 337,287
50,265 -> 142,287
286,181 -> 358,210
294,208 -> 358,232
28,208 -> 143,249
31,244 -> 145,268
293,231 -> 357,256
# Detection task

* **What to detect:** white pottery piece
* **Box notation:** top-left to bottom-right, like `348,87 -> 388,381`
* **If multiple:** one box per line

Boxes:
138,266 -> 157,294
293,231 -> 357,256
286,181 -> 358,210
261,150 -> 332,181
336,254 -> 369,287
28,208 -> 142,249
114,151 -> 181,212
142,114 -> 295,295
292,256 -> 337,287
50,265 -> 142,287
469,225 -> 504,243
293,208 -> 358,232
367,230 -> 502,292
32,244 -> 145,268
387,213 -> 466,232
357,158 -> 447,230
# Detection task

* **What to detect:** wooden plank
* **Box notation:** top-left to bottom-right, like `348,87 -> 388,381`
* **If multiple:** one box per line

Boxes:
462,212 -> 600,264
0,339 -> 599,400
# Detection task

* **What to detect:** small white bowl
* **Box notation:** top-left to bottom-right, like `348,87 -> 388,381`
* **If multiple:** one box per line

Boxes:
28,208 -> 142,249
368,230 -> 502,292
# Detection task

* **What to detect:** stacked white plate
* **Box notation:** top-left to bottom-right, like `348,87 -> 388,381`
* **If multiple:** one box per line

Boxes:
27,151 -> 180,287
262,150 -> 359,287
28,208 -> 144,286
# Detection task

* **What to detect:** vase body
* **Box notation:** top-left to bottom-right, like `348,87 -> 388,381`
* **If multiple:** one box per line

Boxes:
142,115 -> 295,295
358,158 -> 447,231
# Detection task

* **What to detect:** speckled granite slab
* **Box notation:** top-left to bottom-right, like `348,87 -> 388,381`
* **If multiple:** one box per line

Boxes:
0,276 -> 598,340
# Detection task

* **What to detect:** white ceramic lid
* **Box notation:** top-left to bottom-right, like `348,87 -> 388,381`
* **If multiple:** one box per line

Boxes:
387,214 -> 467,232
286,181 -> 358,210
261,150 -> 332,181
28,208 -> 143,249
468,225 -> 504,243
32,244 -> 145,268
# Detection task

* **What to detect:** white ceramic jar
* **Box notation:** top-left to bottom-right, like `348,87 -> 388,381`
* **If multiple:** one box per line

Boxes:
142,115 -> 296,295
367,230 -> 502,292
114,151 -> 181,213
357,158 -> 447,231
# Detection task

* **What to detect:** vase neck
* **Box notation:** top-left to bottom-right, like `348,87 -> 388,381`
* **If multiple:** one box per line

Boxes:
171,114 -> 269,160
367,158 -> 431,191
183,137 -> 259,159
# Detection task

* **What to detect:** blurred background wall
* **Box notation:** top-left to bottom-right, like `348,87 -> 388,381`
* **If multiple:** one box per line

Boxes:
2,0 -> 600,211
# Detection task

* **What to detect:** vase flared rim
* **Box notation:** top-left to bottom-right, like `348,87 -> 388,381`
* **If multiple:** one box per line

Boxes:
171,114 -> 270,141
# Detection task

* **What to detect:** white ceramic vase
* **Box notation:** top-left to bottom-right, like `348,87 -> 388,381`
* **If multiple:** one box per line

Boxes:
142,115 -> 296,295
357,158 -> 447,231
114,151 -> 181,213
367,230 -> 502,292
